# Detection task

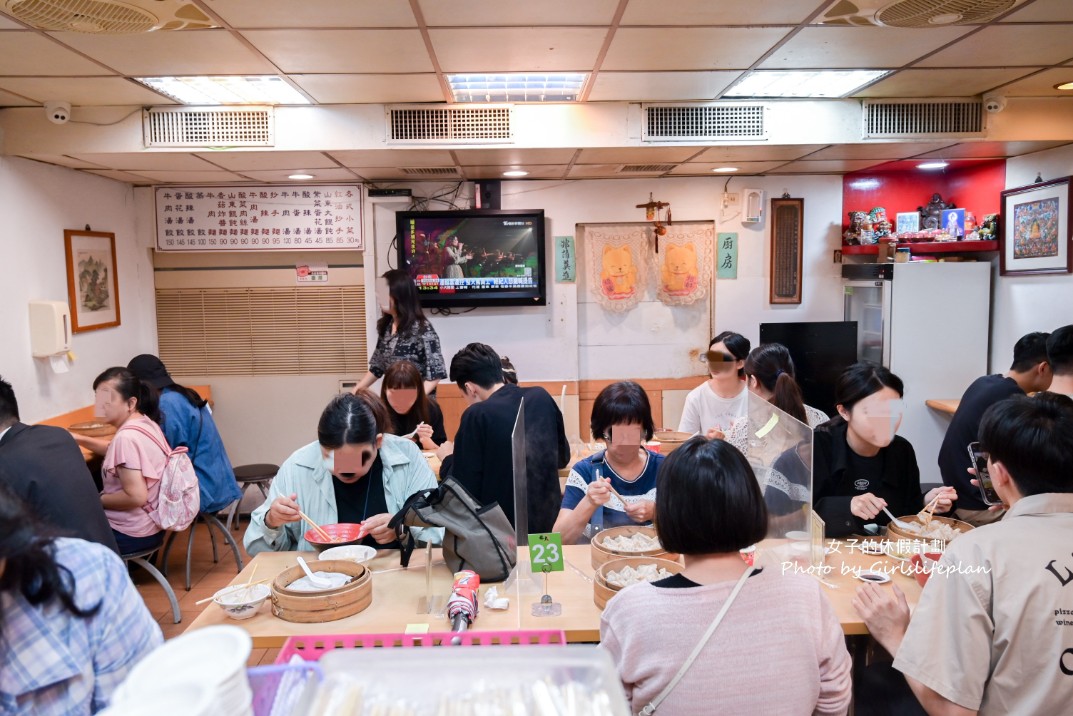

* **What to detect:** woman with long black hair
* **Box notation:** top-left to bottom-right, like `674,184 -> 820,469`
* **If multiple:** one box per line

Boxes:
380,360 -> 447,450
0,483 -> 161,713
352,269 -> 447,396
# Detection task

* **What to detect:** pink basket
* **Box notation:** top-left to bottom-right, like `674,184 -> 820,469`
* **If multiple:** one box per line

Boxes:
275,629 -> 566,664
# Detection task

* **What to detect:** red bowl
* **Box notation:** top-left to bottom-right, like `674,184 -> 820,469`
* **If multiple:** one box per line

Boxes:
303,523 -> 365,552
908,552 -> 943,587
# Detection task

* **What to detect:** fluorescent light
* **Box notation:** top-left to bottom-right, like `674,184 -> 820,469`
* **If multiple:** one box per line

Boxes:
1055,81 -> 1073,91
288,173 -> 315,180
135,76 -> 310,105
502,170 -> 529,177
712,167 -> 739,173
724,70 -> 889,98
447,73 -> 587,102
850,179 -> 880,190
917,162 -> 949,170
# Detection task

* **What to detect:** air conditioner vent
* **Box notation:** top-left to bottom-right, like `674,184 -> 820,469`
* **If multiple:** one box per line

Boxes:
643,104 -> 766,142
619,164 -> 677,173
863,99 -> 984,138
820,0 -> 1020,27
400,167 -> 462,177
143,107 -> 274,147
3,0 -> 215,33
388,105 -> 512,144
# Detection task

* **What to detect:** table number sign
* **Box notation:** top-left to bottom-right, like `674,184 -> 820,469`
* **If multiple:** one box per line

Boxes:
528,533 -> 564,573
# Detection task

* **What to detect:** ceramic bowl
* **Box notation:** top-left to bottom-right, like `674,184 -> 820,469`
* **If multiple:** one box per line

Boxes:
319,544 -> 377,564
212,583 -> 270,620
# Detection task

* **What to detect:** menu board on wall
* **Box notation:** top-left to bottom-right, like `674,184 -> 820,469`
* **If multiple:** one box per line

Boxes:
155,185 -> 362,251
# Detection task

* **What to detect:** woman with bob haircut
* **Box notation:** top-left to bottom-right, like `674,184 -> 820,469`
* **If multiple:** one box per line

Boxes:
244,392 -> 441,555
0,484 -> 162,713
352,269 -> 447,396
601,437 -> 851,715
814,362 -> 956,536
380,360 -> 447,450
678,330 -> 751,437
553,381 -> 662,544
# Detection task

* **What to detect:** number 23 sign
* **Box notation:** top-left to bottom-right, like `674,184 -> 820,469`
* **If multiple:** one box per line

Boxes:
528,533 -> 564,573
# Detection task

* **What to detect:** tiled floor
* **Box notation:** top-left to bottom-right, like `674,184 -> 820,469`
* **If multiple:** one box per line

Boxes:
130,517 -> 280,667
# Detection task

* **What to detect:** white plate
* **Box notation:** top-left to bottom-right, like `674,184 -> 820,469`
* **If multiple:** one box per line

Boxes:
120,625 -> 251,696
855,570 -> 892,584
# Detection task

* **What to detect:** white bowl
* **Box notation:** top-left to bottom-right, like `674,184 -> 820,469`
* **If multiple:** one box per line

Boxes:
212,583 -> 271,620
320,544 -> 377,564
121,625 -> 252,696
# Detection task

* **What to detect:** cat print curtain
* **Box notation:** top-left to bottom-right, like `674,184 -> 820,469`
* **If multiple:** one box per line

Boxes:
656,224 -> 714,306
584,225 -> 650,312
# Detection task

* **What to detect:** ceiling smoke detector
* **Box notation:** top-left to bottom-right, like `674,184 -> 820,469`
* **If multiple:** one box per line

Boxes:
819,0 -> 1023,28
2,0 -> 215,33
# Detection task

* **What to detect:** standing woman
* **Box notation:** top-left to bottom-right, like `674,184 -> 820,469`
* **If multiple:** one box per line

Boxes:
678,331 -> 751,437
71,368 -> 168,555
127,354 -> 241,514
814,362 -> 956,537
380,360 -> 447,450
352,269 -> 447,397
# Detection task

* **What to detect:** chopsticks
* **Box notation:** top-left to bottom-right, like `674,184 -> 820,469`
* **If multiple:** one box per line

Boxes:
299,510 -> 332,542
918,495 -> 941,526
195,578 -> 273,605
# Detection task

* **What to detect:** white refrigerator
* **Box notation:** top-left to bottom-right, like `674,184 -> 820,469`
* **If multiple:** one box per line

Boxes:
842,261 -> 991,484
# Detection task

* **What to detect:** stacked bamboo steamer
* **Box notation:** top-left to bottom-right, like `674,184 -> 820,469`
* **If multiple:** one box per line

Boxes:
270,559 -> 372,623
590,525 -> 678,569
885,515 -> 973,543
594,556 -> 685,609
652,430 -> 693,453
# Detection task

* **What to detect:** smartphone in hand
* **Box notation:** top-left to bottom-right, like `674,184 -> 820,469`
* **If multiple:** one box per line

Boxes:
967,442 -> 999,505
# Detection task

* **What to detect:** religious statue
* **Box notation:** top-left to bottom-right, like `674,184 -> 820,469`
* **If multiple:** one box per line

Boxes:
918,193 -> 956,230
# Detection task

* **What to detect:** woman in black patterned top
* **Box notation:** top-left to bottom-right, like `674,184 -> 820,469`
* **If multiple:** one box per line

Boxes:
352,269 -> 447,396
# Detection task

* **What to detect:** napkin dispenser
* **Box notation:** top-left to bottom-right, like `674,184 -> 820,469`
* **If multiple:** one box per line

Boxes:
29,301 -> 71,357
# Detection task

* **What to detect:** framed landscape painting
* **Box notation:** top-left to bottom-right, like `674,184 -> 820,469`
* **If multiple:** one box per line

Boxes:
64,229 -> 121,332
1000,177 -> 1071,276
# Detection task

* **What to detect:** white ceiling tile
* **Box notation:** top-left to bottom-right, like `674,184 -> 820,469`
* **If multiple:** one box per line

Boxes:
804,142 -> 957,161
209,0 -> 417,28
913,141 -> 1073,159
453,148 -> 577,164
421,0 -> 620,26
0,14 -> 25,29
691,145 -> 829,162
0,77 -> 175,105
82,169 -> 157,184
329,149 -> 457,167
243,30 -> 432,73
576,147 -> 700,163
0,33 -> 111,75
0,87 -> 34,105
235,168 -> 362,182
856,68 -> 1037,98
998,67 -> 1073,96
67,153 -> 218,171
196,151 -> 339,171
622,0 -> 819,25
759,26 -> 972,69
430,28 -> 606,73
603,28 -> 791,71
20,154 -> 107,169
1001,0 -> 1073,22
131,170 -> 250,183
667,161 -> 786,175
588,71 -> 740,101
49,30 -> 276,75
291,74 -> 444,103
768,159 -> 884,173
918,25 -> 1073,67
458,165 -> 567,179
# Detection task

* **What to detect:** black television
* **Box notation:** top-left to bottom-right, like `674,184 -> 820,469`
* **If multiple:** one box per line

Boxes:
396,209 -> 546,308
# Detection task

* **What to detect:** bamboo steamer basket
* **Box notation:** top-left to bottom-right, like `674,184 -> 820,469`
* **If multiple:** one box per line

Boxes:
270,559 -> 372,623
652,430 -> 693,453
68,421 -> 116,438
594,556 -> 684,609
591,525 -> 679,569
885,515 -> 973,544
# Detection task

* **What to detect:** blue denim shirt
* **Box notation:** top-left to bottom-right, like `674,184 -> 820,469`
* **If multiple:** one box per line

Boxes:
158,389 -> 242,513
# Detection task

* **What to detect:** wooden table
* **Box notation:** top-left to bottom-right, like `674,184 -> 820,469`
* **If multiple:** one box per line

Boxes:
184,541 -> 921,646
925,398 -> 960,416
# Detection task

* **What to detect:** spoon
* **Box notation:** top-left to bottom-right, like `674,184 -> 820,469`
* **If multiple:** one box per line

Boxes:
296,556 -> 331,589
399,421 -> 425,440
881,506 -> 912,530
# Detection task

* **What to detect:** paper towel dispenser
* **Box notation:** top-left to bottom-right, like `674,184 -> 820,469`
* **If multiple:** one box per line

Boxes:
29,301 -> 71,357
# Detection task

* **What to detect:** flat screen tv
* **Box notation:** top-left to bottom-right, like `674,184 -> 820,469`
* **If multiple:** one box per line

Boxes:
396,209 -> 546,308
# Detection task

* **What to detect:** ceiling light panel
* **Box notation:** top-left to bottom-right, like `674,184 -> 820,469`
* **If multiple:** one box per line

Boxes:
448,74 -> 587,102
135,76 -> 310,105
724,70 -> 889,98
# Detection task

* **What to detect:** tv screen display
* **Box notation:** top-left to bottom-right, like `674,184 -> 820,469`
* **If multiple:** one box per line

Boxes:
396,209 -> 546,308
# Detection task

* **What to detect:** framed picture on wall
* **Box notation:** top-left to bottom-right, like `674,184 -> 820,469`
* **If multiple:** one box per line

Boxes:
1000,177 -> 1071,276
64,229 -> 121,332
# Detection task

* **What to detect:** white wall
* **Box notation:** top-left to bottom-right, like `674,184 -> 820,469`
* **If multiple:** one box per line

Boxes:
991,144 -> 1073,368
0,156 -> 156,422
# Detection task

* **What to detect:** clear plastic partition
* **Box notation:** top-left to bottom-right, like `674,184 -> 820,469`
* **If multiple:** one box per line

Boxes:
511,396 -> 528,546
738,392 -> 817,568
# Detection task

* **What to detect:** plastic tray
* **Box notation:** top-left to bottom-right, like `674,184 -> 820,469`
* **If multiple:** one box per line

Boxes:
248,663 -> 322,716
275,629 -> 566,664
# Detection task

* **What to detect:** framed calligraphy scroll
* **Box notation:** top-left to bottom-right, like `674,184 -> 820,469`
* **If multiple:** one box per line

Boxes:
64,229 -> 121,333
770,197 -> 804,305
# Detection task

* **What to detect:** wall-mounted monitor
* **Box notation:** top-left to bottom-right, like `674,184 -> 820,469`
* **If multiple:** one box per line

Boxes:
396,209 -> 546,308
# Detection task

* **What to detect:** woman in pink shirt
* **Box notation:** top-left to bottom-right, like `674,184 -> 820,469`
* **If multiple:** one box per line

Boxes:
73,367 -> 169,555
600,437 -> 852,715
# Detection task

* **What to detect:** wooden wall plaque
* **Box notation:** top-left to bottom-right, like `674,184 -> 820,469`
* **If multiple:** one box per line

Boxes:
770,197 -> 804,304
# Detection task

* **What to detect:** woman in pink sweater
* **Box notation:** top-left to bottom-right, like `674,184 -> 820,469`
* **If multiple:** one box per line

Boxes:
600,437 -> 851,715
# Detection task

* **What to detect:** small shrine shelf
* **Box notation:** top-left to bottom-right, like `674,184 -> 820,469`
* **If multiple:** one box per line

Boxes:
841,240 -> 998,256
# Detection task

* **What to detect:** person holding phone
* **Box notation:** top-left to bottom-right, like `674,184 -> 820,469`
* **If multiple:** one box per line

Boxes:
938,331 -> 1051,526
553,382 -> 664,544
813,363 -> 956,537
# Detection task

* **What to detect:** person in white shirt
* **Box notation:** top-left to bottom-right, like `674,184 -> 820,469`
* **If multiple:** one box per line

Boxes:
1045,324 -> 1073,398
677,331 -> 750,437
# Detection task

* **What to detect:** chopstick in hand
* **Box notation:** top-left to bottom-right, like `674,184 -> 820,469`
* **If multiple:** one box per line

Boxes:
298,510 -> 332,541
918,495 -> 941,525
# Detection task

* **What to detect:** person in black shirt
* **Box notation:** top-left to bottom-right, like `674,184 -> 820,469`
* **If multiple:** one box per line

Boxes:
938,332 -> 1051,525
380,360 -> 447,450
814,363 -> 956,537
438,343 -> 569,534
